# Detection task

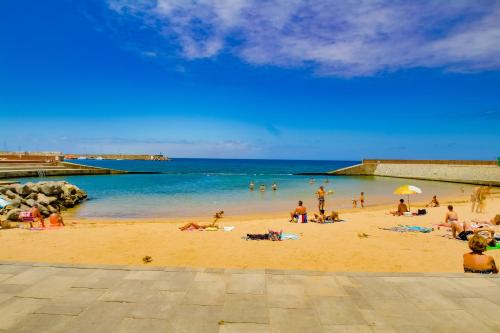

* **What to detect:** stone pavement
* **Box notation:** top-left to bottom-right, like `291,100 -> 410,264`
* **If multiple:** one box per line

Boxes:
0,262 -> 499,332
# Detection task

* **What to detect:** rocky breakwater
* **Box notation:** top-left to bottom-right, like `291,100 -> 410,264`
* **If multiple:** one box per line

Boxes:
0,181 -> 87,221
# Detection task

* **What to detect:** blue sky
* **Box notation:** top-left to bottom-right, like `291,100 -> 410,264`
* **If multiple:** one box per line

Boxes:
1,0 -> 499,160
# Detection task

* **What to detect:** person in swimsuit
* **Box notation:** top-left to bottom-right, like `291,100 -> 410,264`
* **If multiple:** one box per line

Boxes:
249,181 -> 255,191
463,235 -> 498,274
49,212 -> 65,227
316,186 -> 325,211
426,195 -> 439,207
390,199 -> 408,216
259,184 -> 266,192
359,192 -> 365,208
30,205 -> 46,228
179,211 -> 224,231
311,209 -> 340,223
290,201 -> 307,221
443,205 -> 458,226
272,182 -> 277,191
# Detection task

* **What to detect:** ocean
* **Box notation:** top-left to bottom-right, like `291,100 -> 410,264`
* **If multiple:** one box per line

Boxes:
12,159 -> 473,219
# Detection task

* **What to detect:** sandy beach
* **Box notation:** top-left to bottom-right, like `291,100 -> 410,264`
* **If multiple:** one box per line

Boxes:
1,192 -> 499,273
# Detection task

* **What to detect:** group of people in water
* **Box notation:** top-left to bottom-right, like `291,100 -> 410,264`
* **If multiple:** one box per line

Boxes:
249,181 -> 277,192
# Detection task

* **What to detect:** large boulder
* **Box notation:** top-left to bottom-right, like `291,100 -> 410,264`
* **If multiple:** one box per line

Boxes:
6,209 -> 22,221
5,190 -> 17,200
25,192 -> 38,200
24,198 -> 37,207
16,184 -> 32,196
37,193 -> 57,206
40,184 -> 56,196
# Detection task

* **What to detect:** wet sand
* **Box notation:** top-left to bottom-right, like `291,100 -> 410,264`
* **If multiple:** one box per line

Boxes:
1,194 -> 499,273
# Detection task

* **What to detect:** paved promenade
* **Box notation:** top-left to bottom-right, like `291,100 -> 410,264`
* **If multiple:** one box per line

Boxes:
0,262 -> 499,332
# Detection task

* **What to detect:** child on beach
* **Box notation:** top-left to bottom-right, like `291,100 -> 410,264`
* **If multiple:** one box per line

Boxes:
352,200 -> 357,208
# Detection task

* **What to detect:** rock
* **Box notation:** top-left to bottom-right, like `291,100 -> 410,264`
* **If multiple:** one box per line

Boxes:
25,192 -> 38,200
39,206 -> 50,217
20,204 -> 30,210
8,198 -> 21,209
0,187 -> 7,194
37,193 -> 57,206
5,190 -> 17,200
25,198 -> 37,207
6,209 -> 22,221
40,184 -> 56,196
47,205 -> 58,214
16,184 -> 32,196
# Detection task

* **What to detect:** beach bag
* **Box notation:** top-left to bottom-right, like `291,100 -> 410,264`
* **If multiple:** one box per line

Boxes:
417,209 -> 427,215
19,211 -> 34,222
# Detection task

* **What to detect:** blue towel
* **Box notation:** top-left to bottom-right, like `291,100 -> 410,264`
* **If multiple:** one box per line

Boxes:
281,233 -> 300,240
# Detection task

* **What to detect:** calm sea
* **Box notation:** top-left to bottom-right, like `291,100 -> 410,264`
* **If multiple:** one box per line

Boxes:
13,159 -> 473,219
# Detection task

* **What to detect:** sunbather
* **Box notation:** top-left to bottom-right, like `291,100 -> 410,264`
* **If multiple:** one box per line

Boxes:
49,212 -> 65,227
390,199 -> 408,216
426,195 -> 440,207
310,210 -> 340,223
451,220 -> 495,243
463,235 -> 498,274
179,211 -> 224,231
289,201 -> 307,221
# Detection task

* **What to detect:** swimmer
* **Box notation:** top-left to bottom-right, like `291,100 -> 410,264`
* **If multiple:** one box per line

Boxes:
272,182 -> 277,191
259,184 -> 266,192
249,181 -> 255,191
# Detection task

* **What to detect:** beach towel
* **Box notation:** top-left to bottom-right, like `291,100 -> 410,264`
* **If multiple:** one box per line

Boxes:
487,243 -> 500,251
280,232 -> 300,240
311,219 -> 347,224
380,225 -> 433,233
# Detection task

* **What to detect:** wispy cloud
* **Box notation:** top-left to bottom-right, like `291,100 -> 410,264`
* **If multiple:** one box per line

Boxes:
104,0 -> 500,77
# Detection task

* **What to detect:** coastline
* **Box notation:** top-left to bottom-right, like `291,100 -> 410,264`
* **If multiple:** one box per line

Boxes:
1,191 -> 499,273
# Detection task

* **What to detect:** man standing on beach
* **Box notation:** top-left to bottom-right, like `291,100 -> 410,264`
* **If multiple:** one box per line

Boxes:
317,186 -> 325,211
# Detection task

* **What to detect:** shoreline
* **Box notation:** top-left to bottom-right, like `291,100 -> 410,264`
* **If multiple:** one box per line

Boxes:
1,191 -> 499,273
62,191 -> 485,224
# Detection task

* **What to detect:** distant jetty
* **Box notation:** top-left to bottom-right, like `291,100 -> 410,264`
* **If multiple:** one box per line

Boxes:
64,154 -> 169,161
329,159 -> 500,186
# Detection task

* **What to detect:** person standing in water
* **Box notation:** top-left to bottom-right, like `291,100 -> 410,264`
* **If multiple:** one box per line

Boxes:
272,182 -> 277,191
259,184 -> 266,192
249,181 -> 255,191
360,192 -> 365,208
317,186 -> 326,211
309,178 -> 315,184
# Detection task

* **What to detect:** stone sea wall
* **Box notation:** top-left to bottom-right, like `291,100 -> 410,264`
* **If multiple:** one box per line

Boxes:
330,160 -> 500,186
0,181 -> 87,221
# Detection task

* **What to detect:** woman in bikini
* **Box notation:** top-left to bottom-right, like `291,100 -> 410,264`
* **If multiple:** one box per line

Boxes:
179,211 -> 224,231
463,235 -> 498,274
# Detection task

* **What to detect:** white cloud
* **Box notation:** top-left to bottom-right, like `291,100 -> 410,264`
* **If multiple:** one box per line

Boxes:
105,0 -> 500,76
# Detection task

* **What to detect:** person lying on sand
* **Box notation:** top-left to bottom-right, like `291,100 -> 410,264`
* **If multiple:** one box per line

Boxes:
426,195 -> 440,207
289,201 -> 307,221
450,220 -> 496,244
390,199 -> 408,216
179,211 -> 224,231
310,209 -> 340,223
463,235 -> 498,274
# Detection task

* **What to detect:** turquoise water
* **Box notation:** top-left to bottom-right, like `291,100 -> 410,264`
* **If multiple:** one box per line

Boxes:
12,159 -> 474,218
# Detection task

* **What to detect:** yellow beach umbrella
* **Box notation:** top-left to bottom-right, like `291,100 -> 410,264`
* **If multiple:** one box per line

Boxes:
393,185 -> 422,210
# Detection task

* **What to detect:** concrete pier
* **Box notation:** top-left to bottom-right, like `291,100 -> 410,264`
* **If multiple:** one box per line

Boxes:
329,159 -> 500,186
0,161 -> 128,179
